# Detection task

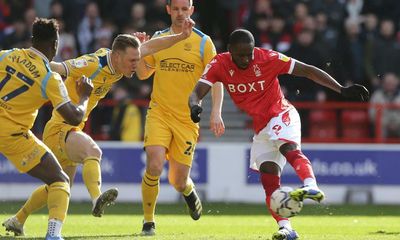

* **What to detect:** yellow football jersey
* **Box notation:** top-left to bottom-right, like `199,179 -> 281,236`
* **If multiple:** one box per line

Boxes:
50,48 -> 123,130
0,48 -> 70,135
143,28 -> 216,122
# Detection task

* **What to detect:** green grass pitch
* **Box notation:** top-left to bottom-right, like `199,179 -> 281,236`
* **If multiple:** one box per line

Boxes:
0,202 -> 399,239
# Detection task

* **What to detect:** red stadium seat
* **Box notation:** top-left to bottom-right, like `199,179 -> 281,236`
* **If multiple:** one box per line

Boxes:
341,110 -> 370,138
308,110 -> 338,139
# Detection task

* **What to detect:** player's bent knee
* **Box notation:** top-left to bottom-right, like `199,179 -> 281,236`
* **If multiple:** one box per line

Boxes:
146,161 -> 163,176
86,145 -> 102,160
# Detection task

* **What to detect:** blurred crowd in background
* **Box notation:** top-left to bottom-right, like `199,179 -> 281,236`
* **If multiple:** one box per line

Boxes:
1,0 -> 400,140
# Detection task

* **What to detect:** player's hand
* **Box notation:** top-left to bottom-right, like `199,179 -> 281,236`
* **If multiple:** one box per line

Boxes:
132,32 -> 150,43
210,112 -> 225,137
190,105 -> 202,123
340,84 -> 370,101
180,18 -> 195,39
76,76 -> 93,98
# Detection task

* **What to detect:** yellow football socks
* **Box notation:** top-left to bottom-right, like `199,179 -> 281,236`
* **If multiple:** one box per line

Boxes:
16,185 -> 48,224
183,178 -> 195,196
82,157 -> 102,200
47,181 -> 70,222
141,171 -> 160,222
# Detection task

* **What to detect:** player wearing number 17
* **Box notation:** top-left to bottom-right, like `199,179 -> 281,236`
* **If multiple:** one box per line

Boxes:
2,16 -> 196,239
189,29 -> 370,240
0,18 -> 93,239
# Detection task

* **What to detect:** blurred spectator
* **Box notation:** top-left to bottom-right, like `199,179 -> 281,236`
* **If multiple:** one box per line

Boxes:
362,13 -> 379,89
34,0 -> 52,17
362,0 -> 400,24
283,29 -> 325,101
0,0 -> 11,31
94,20 -> 116,50
244,0 -> 273,42
365,19 -> 400,90
362,12 -> 378,41
54,19 -> 77,61
2,19 -> 30,49
270,0 -> 293,19
314,11 -> 339,58
197,0 -> 243,51
109,83 -> 142,141
251,14 -> 269,48
49,0 -> 64,20
369,73 -> 400,138
146,0 -> 170,33
250,0 -> 274,18
77,1 -> 102,54
337,18 -> 365,85
129,2 -> 147,31
291,2 -> 309,36
24,8 -> 37,31
310,0 -> 346,28
261,14 -> 292,52
99,0 -> 132,30
302,15 -> 316,32
6,0 -> 31,23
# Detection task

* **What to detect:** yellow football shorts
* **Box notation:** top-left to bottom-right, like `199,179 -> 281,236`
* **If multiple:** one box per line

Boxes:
0,130 -> 53,173
144,104 -> 199,167
43,120 -> 80,168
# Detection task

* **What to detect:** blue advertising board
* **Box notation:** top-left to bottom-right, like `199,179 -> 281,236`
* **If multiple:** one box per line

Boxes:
0,146 -> 208,184
247,149 -> 400,185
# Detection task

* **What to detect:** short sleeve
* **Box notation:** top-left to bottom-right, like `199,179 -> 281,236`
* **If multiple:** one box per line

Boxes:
45,72 -> 70,110
199,57 -> 221,86
202,37 -> 217,66
270,51 -> 295,75
142,54 -> 156,68
62,55 -> 99,79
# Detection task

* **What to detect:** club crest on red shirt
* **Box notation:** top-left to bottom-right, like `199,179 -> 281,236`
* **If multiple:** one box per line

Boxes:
253,64 -> 261,77
282,111 -> 291,126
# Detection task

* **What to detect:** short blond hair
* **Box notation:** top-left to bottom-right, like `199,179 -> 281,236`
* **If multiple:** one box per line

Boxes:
112,34 -> 140,52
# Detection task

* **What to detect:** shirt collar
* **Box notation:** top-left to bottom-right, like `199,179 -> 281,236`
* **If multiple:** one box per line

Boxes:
107,50 -> 116,74
29,47 -> 49,64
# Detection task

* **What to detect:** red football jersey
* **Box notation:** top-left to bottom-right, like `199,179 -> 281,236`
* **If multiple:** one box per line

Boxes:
200,47 -> 295,133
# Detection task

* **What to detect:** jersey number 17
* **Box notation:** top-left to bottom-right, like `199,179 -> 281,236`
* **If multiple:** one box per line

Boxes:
0,65 -> 34,101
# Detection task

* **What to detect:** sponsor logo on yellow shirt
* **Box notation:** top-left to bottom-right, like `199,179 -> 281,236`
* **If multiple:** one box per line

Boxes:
160,58 -> 195,73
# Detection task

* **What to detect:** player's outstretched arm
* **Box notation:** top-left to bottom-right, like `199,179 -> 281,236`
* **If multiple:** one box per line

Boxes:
210,82 -> 225,137
189,82 -> 212,123
57,76 -> 93,126
291,60 -> 369,101
139,18 -> 195,58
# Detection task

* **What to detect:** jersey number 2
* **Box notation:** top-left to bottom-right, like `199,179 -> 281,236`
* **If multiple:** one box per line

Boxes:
0,65 -> 34,101
184,141 -> 194,156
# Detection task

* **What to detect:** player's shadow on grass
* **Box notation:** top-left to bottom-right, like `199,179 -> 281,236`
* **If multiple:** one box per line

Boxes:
66,234 -> 138,239
0,234 -> 138,239
371,230 -> 400,236
0,236 -> 42,240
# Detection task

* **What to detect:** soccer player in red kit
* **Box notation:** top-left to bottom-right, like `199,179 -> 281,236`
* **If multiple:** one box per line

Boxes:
189,29 -> 369,240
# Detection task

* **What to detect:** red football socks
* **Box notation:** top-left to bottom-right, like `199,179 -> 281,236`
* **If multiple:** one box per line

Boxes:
284,149 -> 315,181
260,173 -> 288,222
